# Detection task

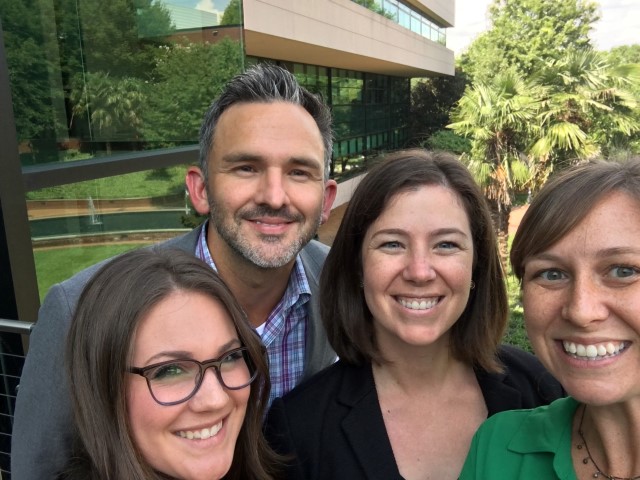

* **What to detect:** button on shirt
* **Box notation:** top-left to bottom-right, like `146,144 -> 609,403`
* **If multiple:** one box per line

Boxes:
195,222 -> 310,406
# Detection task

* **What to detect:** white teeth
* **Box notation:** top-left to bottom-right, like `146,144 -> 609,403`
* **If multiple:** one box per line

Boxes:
398,297 -> 438,310
562,341 -> 626,359
178,422 -> 223,440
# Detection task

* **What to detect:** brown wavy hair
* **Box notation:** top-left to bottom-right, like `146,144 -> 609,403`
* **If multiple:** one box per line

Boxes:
511,158 -> 640,281
64,247 -> 279,479
320,149 -> 508,372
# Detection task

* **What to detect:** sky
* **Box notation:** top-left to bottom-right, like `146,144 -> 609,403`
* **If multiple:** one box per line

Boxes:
446,0 -> 640,55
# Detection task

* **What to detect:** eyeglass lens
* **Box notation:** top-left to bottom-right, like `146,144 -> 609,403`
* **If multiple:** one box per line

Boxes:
144,348 -> 253,404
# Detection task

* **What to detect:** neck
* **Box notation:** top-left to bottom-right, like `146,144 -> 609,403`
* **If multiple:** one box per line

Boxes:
372,344 -> 469,396
575,403 -> 640,480
207,232 -> 294,328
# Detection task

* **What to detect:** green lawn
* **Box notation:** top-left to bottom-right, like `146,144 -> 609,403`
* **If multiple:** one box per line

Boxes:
26,165 -> 187,200
34,243 -> 152,302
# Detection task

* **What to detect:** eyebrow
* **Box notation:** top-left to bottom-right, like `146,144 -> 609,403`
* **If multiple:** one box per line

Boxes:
371,227 -> 469,237
528,247 -> 640,263
143,338 -> 242,365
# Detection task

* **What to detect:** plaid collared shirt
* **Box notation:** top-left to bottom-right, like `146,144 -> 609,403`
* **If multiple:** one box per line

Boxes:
195,222 -> 310,407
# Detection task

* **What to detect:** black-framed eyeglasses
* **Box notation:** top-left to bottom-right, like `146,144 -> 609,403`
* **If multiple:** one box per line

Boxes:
127,347 -> 257,406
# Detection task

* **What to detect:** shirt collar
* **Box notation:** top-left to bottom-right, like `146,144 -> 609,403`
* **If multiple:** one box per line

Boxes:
508,397 -> 579,477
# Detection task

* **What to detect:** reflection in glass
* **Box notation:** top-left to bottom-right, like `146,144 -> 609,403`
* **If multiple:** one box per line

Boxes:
27,163 -> 196,300
1,0 -> 244,167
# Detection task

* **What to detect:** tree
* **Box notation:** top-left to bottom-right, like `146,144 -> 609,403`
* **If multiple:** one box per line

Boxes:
141,38 -> 244,145
449,72 -> 540,258
409,70 -> 468,143
530,49 -> 640,172
70,72 -> 145,154
603,44 -> 640,66
460,0 -> 599,83
1,0 -> 65,157
221,0 -> 242,25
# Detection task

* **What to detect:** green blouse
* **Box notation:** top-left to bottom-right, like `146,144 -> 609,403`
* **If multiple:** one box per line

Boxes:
460,397 -> 580,480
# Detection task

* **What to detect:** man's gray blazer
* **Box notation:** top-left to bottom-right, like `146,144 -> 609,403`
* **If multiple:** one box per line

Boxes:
11,229 -> 335,479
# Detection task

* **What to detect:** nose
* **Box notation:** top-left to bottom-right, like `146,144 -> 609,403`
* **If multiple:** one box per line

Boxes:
255,169 -> 289,209
189,368 -> 229,411
561,276 -> 609,327
402,250 -> 437,283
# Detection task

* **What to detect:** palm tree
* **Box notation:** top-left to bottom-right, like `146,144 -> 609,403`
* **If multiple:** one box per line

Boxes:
449,71 -> 540,259
530,49 -> 640,179
70,72 -> 145,154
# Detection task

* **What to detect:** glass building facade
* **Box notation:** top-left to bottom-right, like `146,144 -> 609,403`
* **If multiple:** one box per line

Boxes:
0,0 -> 446,476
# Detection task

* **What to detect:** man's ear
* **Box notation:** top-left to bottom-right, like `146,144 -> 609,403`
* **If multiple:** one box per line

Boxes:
320,179 -> 338,224
185,166 -> 210,215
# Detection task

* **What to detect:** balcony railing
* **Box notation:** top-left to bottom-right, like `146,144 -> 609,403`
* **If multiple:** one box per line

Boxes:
0,319 -> 34,480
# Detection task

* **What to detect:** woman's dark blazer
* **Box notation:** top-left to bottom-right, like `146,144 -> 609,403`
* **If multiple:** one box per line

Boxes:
264,345 -> 565,480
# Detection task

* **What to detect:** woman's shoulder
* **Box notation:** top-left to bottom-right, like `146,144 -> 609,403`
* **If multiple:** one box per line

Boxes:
475,396 -> 579,456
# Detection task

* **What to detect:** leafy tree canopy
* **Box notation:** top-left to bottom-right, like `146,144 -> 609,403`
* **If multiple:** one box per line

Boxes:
603,44 -> 640,67
220,0 -> 242,25
409,70 -> 468,142
459,0 -> 599,82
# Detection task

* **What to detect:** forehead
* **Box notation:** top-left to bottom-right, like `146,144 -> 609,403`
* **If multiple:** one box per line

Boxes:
373,184 -> 470,230
212,101 -> 323,155
537,191 -> 640,254
132,290 -> 236,360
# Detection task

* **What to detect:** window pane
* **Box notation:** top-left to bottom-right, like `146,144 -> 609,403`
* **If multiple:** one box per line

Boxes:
28,164 -> 195,300
1,0 -> 244,167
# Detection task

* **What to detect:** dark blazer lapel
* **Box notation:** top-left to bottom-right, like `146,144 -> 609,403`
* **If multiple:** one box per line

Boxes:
339,364 -> 403,480
475,368 -> 522,416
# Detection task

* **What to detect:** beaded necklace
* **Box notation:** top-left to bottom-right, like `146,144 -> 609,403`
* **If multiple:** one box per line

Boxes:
576,405 -> 640,480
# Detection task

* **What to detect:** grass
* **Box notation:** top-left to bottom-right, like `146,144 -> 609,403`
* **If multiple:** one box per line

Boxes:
503,274 -> 532,352
502,232 -> 532,353
26,165 -> 188,200
34,243 -> 152,302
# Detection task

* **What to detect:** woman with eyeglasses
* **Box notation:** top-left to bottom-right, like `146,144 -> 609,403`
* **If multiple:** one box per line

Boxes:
58,248 -> 279,480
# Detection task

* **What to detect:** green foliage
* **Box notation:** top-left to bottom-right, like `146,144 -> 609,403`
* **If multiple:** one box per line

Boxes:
503,275 -> 532,352
603,44 -> 640,66
221,0 -> 242,25
70,72 -> 146,148
422,130 -> 471,155
460,0 -> 599,83
0,0 -> 65,143
72,0 -> 174,78
141,38 -> 244,144
410,71 -> 468,142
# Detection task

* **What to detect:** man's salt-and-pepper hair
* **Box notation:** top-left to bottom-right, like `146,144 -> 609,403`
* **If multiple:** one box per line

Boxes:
199,63 -> 334,181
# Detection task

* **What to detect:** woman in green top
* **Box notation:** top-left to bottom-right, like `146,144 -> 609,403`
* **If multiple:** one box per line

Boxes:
460,159 -> 640,480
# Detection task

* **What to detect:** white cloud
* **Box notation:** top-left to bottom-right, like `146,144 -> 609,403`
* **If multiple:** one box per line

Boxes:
195,0 -> 217,13
591,0 -> 640,51
447,0 -> 640,55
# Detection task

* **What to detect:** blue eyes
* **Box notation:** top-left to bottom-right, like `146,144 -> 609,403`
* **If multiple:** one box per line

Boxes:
537,270 -> 566,281
534,266 -> 639,282
611,266 -> 638,278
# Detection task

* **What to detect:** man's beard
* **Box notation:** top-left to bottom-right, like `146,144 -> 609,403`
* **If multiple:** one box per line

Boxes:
208,199 -> 322,269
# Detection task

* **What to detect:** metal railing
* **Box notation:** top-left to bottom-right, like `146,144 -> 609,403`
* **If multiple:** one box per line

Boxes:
0,319 -> 34,480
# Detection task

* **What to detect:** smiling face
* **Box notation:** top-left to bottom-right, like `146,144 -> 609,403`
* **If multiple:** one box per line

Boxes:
522,191 -> 640,406
127,290 -> 249,480
361,185 -> 474,357
200,101 -> 336,269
